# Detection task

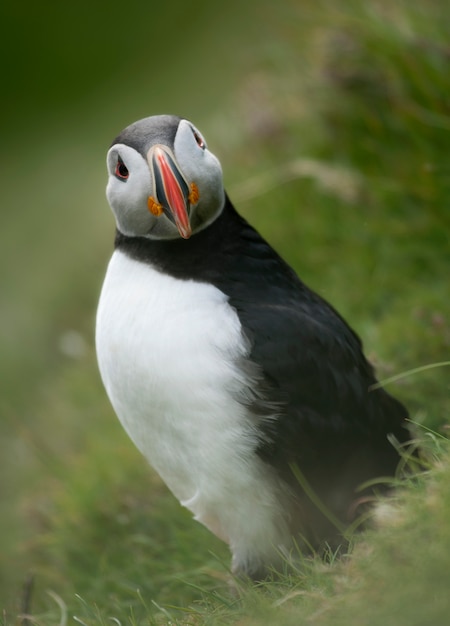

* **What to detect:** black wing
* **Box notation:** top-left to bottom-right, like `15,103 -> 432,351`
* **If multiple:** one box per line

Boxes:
212,202 -> 411,494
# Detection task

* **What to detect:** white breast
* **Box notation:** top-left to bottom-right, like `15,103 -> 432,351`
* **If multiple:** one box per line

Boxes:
96,250 -> 291,574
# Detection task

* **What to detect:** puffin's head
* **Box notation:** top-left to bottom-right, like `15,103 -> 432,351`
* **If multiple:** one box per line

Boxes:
106,115 -> 225,240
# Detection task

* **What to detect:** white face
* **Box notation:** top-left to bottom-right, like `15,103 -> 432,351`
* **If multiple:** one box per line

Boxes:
106,119 -> 226,240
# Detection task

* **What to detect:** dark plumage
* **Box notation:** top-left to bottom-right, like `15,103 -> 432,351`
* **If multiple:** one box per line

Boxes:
115,193 -> 411,546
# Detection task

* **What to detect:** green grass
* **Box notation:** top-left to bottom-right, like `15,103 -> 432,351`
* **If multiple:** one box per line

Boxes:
1,0 -> 449,623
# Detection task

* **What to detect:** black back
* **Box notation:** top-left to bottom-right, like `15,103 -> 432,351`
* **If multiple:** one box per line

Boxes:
115,195 -> 412,541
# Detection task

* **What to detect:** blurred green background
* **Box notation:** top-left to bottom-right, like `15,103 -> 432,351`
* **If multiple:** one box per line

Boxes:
1,0 -> 449,623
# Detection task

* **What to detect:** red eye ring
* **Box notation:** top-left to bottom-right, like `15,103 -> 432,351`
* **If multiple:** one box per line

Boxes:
192,129 -> 206,150
115,157 -> 129,180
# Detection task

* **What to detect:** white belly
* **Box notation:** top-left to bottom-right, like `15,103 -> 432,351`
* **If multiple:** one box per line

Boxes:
96,250 -> 291,572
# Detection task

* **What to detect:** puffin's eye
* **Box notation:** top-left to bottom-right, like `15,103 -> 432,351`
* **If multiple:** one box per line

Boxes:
192,128 -> 206,150
115,157 -> 129,181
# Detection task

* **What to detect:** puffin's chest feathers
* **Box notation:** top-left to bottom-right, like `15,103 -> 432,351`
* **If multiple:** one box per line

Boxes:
96,250 -> 273,509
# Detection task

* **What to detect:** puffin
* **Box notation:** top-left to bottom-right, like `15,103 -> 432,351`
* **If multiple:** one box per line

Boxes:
96,114 -> 413,580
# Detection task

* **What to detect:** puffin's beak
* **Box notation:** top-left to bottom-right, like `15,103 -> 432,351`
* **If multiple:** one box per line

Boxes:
148,145 -> 192,239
